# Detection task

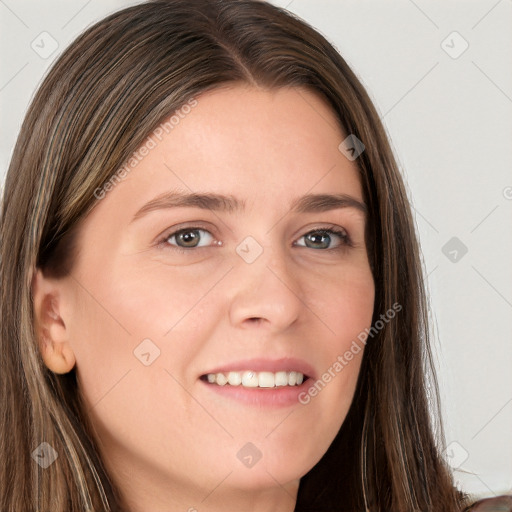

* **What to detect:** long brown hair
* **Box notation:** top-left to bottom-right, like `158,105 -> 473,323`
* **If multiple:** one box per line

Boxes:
1,1 -> 469,510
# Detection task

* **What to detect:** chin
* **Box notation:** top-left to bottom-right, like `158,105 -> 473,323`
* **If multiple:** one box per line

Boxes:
224,463 -> 304,491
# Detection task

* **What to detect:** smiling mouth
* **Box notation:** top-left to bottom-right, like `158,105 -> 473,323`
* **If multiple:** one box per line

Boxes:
200,370 -> 309,388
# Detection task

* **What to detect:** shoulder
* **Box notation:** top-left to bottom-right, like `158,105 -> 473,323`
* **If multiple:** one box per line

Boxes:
464,495 -> 512,511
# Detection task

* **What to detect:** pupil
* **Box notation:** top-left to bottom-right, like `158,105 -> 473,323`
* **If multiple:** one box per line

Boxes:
307,232 -> 329,249
179,230 -> 199,247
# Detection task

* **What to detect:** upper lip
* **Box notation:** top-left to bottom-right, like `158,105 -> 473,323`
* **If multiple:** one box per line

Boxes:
201,357 -> 316,380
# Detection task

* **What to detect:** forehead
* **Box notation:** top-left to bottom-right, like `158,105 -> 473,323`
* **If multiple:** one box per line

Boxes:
87,84 -> 365,231
127,84 -> 362,198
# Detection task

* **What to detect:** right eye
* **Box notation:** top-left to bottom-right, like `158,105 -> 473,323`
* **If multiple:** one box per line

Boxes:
162,227 -> 216,250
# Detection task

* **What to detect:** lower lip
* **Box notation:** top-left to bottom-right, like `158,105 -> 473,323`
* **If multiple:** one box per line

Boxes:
199,378 -> 314,407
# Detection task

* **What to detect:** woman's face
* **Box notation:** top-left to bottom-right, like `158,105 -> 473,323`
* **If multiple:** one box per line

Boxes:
49,85 -> 375,509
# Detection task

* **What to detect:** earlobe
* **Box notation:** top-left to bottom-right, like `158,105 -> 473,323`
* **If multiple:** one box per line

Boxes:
38,332 -> 76,374
32,268 -> 76,374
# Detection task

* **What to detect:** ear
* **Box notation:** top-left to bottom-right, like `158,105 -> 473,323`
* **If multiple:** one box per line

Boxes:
32,268 -> 76,374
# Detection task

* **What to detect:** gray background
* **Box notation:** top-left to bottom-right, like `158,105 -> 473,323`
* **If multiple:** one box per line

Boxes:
1,0 -> 511,499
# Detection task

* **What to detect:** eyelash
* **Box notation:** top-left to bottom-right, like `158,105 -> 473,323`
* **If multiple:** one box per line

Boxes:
157,225 -> 352,254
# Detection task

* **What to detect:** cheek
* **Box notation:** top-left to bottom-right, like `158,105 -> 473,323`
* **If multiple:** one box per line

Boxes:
306,260 -> 375,347
67,259 -> 226,406
66,264 -> 222,478
105,257 -> 229,337
71,256 -> 224,348
299,262 -> 374,421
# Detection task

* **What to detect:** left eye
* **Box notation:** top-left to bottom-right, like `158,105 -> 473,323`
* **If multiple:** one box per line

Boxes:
165,228 -> 214,248
295,229 -> 349,250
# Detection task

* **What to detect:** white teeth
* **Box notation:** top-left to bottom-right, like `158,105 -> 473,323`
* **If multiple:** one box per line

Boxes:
205,370 -> 306,388
274,371 -> 288,386
241,371 -> 259,387
258,371 -> 275,388
216,373 -> 228,386
227,371 -> 242,386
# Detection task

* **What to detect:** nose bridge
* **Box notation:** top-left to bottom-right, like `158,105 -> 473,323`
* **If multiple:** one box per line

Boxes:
227,235 -> 302,330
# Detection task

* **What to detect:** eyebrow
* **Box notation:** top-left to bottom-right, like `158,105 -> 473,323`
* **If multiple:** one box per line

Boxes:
131,190 -> 367,222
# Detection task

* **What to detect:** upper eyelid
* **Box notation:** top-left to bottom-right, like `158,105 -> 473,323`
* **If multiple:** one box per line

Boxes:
159,222 -> 217,239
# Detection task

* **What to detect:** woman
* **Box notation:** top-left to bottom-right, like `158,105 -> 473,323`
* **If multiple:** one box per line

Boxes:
0,1 -> 509,510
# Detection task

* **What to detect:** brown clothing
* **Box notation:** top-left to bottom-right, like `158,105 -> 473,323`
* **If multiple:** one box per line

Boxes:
465,495 -> 512,511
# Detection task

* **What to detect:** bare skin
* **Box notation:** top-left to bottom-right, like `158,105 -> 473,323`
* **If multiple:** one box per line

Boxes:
33,84 -> 375,512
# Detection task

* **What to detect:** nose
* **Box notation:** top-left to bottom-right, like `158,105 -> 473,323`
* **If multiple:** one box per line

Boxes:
227,245 -> 303,332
